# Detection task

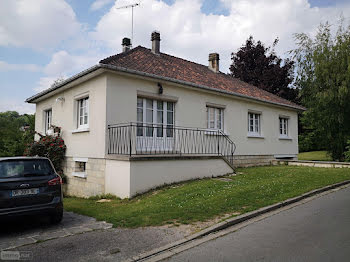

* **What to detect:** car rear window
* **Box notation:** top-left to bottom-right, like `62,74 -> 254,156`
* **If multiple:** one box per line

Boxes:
0,159 -> 54,178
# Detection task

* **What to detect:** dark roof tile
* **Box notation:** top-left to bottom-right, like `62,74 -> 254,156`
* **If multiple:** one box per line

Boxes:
100,46 -> 304,110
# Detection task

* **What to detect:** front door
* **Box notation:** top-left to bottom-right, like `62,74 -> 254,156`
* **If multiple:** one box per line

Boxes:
136,97 -> 175,153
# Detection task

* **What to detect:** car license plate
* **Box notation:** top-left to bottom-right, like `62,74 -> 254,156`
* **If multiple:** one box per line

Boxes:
11,188 -> 39,197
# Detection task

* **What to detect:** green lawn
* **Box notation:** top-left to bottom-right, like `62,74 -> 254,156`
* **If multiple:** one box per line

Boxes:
64,166 -> 350,228
298,151 -> 332,161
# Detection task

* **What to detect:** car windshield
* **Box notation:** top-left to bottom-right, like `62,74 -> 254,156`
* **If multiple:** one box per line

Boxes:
0,159 -> 54,178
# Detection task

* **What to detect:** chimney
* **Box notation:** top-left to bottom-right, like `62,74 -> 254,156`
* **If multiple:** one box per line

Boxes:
122,37 -> 131,52
151,31 -> 161,54
208,53 -> 220,73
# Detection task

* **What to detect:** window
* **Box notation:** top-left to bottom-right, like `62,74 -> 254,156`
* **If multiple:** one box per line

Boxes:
207,107 -> 223,130
166,102 -> 174,137
136,98 -> 174,138
279,117 -> 289,137
77,97 -> 89,129
44,109 -> 52,134
75,161 -> 86,173
248,112 -> 261,135
72,158 -> 88,178
0,159 -> 53,178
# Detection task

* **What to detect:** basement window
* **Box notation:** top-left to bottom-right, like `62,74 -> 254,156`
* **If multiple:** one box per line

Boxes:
72,158 -> 88,178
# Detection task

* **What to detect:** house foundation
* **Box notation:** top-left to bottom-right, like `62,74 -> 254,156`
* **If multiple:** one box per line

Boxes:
62,154 -> 293,199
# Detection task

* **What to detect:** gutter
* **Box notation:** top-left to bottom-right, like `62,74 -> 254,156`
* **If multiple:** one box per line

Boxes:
26,63 -> 305,112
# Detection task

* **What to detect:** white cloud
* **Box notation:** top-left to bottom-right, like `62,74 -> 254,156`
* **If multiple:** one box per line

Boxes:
34,76 -> 60,93
43,50 -> 99,76
90,0 -> 115,11
91,0 -> 350,72
34,50 -> 107,92
0,0 -> 81,50
5,0 -> 348,102
0,61 -> 42,72
0,98 -> 35,114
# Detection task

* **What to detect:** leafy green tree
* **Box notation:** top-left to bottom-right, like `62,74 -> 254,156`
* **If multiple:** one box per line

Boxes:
292,21 -> 350,161
230,36 -> 298,102
0,111 -> 35,157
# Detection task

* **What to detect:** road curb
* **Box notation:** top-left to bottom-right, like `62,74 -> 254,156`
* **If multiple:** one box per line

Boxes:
126,179 -> 350,262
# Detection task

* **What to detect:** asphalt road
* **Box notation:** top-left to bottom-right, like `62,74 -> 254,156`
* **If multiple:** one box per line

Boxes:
166,185 -> 350,262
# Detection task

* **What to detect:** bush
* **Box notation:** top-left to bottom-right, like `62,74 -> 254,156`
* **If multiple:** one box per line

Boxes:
25,135 -> 67,182
345,140 -> 350,162
298,131 -> 325,153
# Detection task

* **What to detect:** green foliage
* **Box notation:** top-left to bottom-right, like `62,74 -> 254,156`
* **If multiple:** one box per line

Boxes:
298,131 -> 326,152
25,135 -> 67,181
345,141 -> 350,162
298,151 -> 332,161
230,36 -> 298,102
0,111 -> 35,157
292,20 -> 350,161
64,166 -> 350,228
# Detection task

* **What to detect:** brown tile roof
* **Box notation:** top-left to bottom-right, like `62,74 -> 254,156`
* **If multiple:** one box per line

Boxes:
100,46 -> 304,111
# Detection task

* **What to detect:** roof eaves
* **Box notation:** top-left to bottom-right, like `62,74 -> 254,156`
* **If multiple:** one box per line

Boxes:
100,63 -> 306,111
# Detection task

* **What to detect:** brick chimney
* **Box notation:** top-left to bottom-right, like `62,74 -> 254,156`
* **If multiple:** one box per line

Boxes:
208,53 -> 220,73
122,37 -> 131,53
151,31 -> 161,54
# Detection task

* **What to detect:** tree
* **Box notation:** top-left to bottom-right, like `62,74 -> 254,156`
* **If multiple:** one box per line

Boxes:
0,111 -> 35,157
292,21 -> 350,161
230,36 -> 298,102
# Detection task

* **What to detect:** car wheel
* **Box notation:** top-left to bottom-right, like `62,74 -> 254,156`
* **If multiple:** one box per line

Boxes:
50,209 -> 63,224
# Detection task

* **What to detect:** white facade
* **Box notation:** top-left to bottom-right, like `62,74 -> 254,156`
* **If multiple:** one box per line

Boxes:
106,72 -> 299,157
31,68 -> 300,198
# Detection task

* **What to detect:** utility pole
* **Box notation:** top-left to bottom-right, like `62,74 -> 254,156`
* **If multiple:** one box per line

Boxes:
116,3 -> 139,47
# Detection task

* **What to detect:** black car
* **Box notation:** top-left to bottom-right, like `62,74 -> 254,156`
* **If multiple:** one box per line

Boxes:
0,157 -> 63,224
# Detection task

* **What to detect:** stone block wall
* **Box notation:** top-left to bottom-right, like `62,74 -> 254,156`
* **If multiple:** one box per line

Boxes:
233,155 -> 275,167
63,157 -> 106,197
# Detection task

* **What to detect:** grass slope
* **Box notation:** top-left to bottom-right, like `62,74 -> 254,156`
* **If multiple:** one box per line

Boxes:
298,151 -> 332,161
64,166 -> 350,228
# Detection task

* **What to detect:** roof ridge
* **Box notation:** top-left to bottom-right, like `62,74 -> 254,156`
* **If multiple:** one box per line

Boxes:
99,45 -> 144,64
153,47 -> 224,74
111,45 -> 224,74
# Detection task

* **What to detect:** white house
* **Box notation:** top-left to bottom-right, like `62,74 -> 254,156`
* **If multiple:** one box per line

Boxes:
26,32 -> 305,198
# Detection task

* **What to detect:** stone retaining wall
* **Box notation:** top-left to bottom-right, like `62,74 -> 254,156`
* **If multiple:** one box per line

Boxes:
233,155 -> 276,167
63,157 -> 106,197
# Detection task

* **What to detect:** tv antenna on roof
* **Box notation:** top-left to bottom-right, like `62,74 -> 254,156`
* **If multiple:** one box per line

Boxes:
116,2 -> 140,47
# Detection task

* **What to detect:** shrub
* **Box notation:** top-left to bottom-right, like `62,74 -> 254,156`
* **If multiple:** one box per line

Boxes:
25,135 -> 67,182
345,140 -> 350,162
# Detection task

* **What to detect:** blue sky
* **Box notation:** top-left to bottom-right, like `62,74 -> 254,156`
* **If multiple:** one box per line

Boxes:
0,0 -> 349,114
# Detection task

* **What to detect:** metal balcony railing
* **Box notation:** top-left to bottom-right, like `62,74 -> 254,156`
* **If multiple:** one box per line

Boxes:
107,123 -> 236,167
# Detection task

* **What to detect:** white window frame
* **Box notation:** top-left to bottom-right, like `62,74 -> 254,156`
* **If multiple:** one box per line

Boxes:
248,112 -> 261,137
72,157 -> 88,178
44,109 -> 52,134
137,97 -> 175,138
279,117 -> 289,138
207,106 -> 224,131
77,97 -> 89,129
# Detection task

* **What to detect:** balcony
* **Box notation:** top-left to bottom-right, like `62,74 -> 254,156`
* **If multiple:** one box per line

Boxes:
107,123 -> 236,167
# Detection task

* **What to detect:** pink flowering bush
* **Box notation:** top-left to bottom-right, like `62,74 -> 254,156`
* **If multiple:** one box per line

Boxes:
25,135 -> 67,182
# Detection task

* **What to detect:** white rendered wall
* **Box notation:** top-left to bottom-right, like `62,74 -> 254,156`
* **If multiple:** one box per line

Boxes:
105,159 -> 131,199
129,158 -> 233,197
34,74 -> 107,159
106,72 -> 299,157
